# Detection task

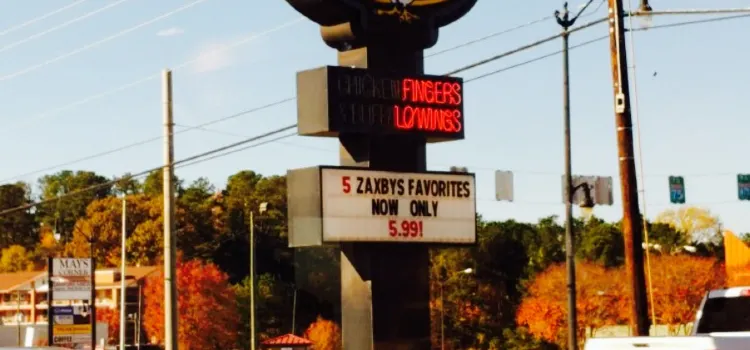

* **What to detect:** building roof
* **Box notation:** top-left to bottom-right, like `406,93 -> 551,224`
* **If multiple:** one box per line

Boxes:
0,271 -> 45,293
261,334 -> 313,346
0,266 -> 159,293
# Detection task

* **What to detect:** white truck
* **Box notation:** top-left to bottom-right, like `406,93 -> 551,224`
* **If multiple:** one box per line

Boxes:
584,286 -> 750,349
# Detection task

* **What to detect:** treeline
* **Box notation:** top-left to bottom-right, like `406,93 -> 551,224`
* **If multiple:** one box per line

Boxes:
0,169 -> 745,349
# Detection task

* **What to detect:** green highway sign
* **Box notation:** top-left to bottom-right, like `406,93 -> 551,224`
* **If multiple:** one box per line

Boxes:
668,176 -> 685,204
739,174 -> 750,201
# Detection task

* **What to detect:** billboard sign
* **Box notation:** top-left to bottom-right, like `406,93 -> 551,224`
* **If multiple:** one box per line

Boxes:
49,258 -> 93,349
51,305 -> 92,347
51,258 -> 92,300
287,166 -> 477,245
296,66 -> 465,142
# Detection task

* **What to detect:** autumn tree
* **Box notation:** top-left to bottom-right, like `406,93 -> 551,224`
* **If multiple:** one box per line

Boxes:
304,316 -> 342,350
143,259 -> 239,349
64,194 -> 162,267
0,244 -> 35,272
516,262 -> 627,348
656,206 -> 722,243
32,226 -> 63,268
0,182 -> 35,249
96,307 -> 120,344
648,254 -> 725,334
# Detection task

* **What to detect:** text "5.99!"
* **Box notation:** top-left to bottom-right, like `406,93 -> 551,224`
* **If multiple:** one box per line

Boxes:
389,220 -> 423,238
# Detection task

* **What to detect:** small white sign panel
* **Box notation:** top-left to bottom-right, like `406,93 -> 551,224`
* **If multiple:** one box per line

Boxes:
51,258 -> 92,300
321,168 -> 477,243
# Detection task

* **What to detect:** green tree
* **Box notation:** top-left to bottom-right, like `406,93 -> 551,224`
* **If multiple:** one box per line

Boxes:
176,177 -> 222,262
577,218 -> 624,268
216,171 -> 289,283
113,173 -> 141,195
140,170 -> 183,197
0,182 -> 35,249
646,222 -> 687,254
37,170 -> 112,244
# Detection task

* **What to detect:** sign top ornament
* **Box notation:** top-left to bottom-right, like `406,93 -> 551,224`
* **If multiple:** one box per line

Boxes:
286,0 -> 477,50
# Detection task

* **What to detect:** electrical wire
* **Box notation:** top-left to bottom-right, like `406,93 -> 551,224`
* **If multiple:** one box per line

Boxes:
464,35 -> 608,83
426,15 -> 555,58
0,0 -> 210,83
0,0 -> 133,55
1,17 -> 304,133
3,6 -> 747,205
445,16 -> 608,76
629,13 -> 750,32
412,0 -> 604,59
6,10 -> 745,185
0,98 -> 294,183
0,0 -> 89,38
0,124 -> 297,216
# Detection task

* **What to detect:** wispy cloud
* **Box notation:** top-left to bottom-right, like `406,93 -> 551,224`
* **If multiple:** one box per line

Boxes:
191,41 -> 238,74
157,27 -> 184,37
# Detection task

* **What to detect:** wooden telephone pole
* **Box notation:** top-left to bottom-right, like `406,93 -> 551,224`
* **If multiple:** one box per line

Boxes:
607,0 -> 649,336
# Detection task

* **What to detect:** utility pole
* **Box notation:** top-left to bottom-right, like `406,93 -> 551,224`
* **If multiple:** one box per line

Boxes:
607,0 -> 649,336
249,210 -> 255,350
90,238 -> 97,350
162,69 -> 179,349
555,2 -> 593,348
120,195 -> 127,350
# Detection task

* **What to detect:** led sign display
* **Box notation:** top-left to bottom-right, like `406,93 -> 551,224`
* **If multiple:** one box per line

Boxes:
296,66 -> 465,142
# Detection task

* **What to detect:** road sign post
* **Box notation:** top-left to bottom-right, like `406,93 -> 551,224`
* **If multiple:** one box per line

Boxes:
668,176 -> 685,204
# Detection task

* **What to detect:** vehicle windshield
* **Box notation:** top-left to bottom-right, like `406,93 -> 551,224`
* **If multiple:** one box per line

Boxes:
695,295 -> 750,333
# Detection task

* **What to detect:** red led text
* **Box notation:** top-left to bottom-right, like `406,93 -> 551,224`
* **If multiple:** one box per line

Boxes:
394,78 -> 463,134
401,78 -> 462,105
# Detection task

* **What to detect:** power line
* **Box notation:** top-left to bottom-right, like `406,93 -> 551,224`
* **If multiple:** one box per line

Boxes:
0,0 -> 210,83
0,0 -> 133,55
631,7 -> 750,16
0,124 -> 297,216
5,8 -> 744,191
629,13 -> 750,32
0,98 -> 294,183
0,0 -> 89,38
425,0 -> 606,58
195,124 -> 743,180
464,35 -> 609,83
2,17 -> 303,133
445,16 -> 608,76
426,14 -> 554,58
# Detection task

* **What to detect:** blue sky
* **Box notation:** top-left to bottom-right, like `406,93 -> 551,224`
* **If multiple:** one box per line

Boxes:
0,0 -> 748,232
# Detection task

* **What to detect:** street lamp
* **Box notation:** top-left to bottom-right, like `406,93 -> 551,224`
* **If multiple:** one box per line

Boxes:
555,2 -> 595,348
439,267 -> 473,350
576,183 -> 595,221
249,202 -> 268,350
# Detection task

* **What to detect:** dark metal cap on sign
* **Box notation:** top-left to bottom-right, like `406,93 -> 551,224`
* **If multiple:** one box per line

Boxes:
286,0 -> 477,50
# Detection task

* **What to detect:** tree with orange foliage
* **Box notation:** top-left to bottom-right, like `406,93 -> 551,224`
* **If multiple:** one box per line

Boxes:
516,262 -> 627,348
647,254 -> 725,335
142,259 -> 239,349
303,316 -> 342,350
96,307 -> 120,344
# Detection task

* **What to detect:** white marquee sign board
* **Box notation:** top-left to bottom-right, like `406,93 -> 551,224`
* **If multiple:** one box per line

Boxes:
287,166 -> 477,246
